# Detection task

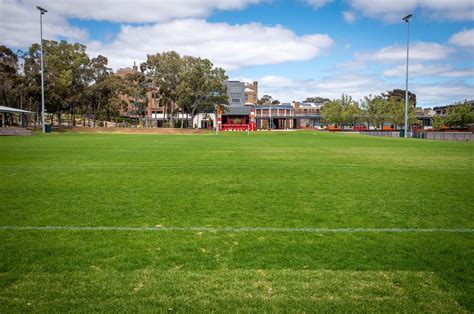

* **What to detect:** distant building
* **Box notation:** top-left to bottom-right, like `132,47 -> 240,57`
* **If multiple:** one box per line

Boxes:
226,81 -> 246,107
116,62 -> 141,119
244,81 -> 258,105
116,62 -> 138,77
220,80 -> 259,129
292,101 -> 324,128
433,100 -> 474,116
116,62 -> 164,124
254,104 -> 295,129
293,102 -> 324,115
225,80 -> 258,107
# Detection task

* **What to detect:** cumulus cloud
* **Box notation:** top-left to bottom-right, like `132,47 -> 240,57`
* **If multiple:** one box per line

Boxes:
343,11 -> 356,24
356,42 -> 452,63
257,74 -> 393,103
413,82 -> 474,103
348,0 -> 474,22
256,74 -> 473,106
384,64 -> 474,78
5,0 -> 263,24
449,28 -> 474,49
0,0 -> 264,48
0,0 -> 88,47
88,19 -> 334,70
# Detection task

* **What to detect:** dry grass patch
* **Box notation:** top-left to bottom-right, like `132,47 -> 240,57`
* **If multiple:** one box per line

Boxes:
0,270 -> 466,312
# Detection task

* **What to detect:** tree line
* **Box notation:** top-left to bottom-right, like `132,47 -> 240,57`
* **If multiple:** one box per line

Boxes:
322,92 -> 473,130
1,40 -> 472,130
432,103 -> 474,129
321,91 -> 419,130
0,41 -> 228,128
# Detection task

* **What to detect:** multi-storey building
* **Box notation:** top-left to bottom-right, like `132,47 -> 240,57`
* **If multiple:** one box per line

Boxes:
244,81 -> 258,105
221,80 -> 259,126
116,63 -> 163,124
293,102 -> 324,128
226,81 -> 246,107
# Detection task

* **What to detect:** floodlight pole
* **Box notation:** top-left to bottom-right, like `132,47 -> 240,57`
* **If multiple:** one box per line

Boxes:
403,13 -> 413,138
269,103 -> 272,130
37,6 -> 48,133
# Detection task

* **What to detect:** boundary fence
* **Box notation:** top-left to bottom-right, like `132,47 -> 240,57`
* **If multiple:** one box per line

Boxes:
412,132 -> 473,141
359,131 -> 473,141
359,131 -> 400,138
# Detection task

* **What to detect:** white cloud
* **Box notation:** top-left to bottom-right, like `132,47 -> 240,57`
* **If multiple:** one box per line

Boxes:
357,42 -> 452,63
348,0 -> 474,22
0,0 -> 88,48
413,82 -> 474,103
384,64 -> 474,78
256,74 -> 474,106
5,0 -> 263,23
257,74 -> 393,103
0,0 -> 264,48
442,68 -> 474,78
88,19 -> 334,71
449,28 -> 474,49
343,11 -> 356,24
305,0 -> 332,9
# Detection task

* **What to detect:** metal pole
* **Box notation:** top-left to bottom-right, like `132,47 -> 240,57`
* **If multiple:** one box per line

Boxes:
269,103 -> 272,129
215,105 -> 218,135
404,15 -> 412,138
39,11 -> 46,133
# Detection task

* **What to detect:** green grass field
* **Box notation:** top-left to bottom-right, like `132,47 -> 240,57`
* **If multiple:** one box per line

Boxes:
1,131 -> 473,312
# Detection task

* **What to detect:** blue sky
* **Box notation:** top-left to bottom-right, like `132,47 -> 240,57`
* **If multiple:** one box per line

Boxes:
1,0 -> 473,106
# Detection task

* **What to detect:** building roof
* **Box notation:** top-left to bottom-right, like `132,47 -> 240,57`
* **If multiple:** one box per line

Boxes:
222,106 -> 251,115
257,104 -> 293,110
244,87 -> 255,93
0,106 -> 34,114
300,102 -> 323,108
433,100 -> 474,111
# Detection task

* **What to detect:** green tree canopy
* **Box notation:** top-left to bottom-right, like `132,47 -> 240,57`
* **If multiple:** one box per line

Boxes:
444,102 -> 474,128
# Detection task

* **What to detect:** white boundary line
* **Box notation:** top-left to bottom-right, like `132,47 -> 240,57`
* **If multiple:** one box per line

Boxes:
0,226 -> 473,233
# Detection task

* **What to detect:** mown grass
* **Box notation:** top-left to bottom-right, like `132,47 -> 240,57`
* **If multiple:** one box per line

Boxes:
1,131 -> 473,311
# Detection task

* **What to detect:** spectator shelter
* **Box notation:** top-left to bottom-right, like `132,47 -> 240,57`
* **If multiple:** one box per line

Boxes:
0,106 -> 36,129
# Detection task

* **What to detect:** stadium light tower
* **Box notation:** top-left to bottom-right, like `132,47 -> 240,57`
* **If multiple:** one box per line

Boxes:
37,6 -> 48,133
402,13 -> 413,138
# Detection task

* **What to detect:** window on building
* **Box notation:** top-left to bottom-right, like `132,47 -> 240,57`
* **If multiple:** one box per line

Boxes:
230,87 -> 242,93
230,92 -> 241,98
232,98 -> 241,103
253,95 -> 257,101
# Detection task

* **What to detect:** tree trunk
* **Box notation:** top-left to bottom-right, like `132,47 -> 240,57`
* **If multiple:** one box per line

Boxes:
163,104 -> 167,127
72,105 -> 76,126
190,107 -> 197,129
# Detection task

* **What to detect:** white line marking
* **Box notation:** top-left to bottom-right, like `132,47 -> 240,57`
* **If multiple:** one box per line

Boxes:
0,226 -> 472,233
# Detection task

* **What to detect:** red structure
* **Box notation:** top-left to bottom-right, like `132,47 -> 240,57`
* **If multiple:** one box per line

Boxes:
219,106 -> 256,131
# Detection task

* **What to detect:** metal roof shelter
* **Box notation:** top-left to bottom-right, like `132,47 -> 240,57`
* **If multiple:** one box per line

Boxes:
0,106 -> 36,129
0,106 -> 34,114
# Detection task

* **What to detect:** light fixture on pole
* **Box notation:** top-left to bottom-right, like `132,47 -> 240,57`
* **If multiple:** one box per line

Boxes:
37,6 -> 47,133
402,13 -> 413,138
